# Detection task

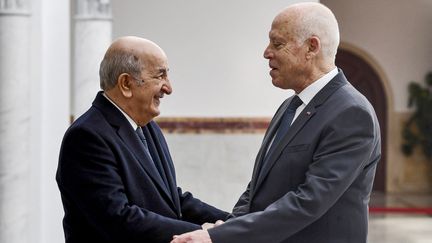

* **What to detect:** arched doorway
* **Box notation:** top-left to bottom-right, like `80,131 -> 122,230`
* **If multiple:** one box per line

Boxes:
336,48 -> 388,192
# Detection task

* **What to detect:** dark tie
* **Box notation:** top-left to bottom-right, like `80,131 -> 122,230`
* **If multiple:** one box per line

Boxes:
136,126 -> 169,187
266,95 -> 303,157
136,127 -> 150,155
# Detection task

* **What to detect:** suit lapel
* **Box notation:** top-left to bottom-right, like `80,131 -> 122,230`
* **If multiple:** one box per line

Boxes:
252,70 -> 349,195
254,106 -> 316,190
116,123 -> 174,204
146,122 -> 182,215
250,99 -> 290,192
142,125 -> 169,189
92,92 -> 175,208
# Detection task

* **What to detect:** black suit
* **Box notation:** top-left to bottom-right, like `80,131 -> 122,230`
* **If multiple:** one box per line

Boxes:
56,92 -> 228,243
209,70 -> 381,243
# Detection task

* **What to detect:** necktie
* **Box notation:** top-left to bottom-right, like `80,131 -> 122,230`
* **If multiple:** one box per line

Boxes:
266,95 -> 303,157
136,126 -> 169,188
136,127 -> 150,155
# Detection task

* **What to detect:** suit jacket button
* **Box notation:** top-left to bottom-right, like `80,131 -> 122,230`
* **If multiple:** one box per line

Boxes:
179,213 -> 183,219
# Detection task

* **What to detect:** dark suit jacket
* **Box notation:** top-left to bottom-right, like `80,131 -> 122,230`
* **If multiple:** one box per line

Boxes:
56,92 -> 228,243
209,70 -> 381,243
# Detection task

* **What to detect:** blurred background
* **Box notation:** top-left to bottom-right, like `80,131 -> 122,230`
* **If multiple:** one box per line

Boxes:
0,0 -> 431,242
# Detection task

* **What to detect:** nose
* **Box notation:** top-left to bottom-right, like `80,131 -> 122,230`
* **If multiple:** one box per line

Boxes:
263,44 -> 272,59
162,78 -> 172,95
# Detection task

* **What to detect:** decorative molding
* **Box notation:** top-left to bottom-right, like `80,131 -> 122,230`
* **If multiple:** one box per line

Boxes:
155,117 -> 271,134
70,116 -> 271,134
75,0 -> 111,20
0,0 -> 30,15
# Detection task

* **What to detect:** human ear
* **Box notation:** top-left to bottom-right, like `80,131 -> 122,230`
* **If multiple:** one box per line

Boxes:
306,36 -> 321,60
118,73 -> 133,98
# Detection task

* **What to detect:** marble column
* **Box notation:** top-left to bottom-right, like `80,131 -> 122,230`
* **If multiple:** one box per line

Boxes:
73,0 -> 112,118
0,0 -> 31,242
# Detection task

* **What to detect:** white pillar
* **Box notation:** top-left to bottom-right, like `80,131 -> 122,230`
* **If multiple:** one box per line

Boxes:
38,0 -> 71,242
73,0 -> 112,118
0,1 -> 31,242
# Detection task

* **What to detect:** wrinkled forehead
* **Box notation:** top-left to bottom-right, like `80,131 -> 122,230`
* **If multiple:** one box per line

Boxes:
141,51 -> 169,72
143,50 -> 167,63
269,14 -> 297,40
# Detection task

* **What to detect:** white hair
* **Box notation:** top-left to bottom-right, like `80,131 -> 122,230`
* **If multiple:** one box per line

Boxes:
289,3 -> 340,62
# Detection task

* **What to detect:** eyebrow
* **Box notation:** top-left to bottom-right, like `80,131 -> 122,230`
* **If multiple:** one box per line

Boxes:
269,32 -> 283,41
154,68 -> 169,76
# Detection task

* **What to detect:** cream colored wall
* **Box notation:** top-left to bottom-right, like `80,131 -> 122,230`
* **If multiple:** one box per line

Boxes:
322,0 -> 432,112
322,0 -> 432,193
112,0 -> 317,117
165,134 -> 261,211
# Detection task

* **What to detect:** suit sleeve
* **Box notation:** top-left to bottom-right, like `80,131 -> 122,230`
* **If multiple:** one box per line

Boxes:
178,189 -> 230,224
56,127 -> 200,243
209,105 -> 380,243
229,182 -> 251,218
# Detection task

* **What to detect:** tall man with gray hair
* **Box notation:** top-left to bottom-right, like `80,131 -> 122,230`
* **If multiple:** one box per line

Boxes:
56,36 -> 228,243
172,2 -> 380,243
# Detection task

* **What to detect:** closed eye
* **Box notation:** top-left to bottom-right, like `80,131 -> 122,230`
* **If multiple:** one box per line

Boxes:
154,73 -> 167,80
273,42 -> 284,49
154,68 -> 169,80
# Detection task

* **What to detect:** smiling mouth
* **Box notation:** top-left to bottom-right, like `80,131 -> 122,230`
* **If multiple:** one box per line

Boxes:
269,64 -> 278,73
154,93 -> 164,105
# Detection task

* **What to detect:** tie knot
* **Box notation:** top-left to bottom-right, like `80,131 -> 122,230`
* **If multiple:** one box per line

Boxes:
287,96 -> 303,112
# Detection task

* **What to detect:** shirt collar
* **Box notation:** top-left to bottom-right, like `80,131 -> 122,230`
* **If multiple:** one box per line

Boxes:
102,92 -> 138,130
297,67 -> 338,105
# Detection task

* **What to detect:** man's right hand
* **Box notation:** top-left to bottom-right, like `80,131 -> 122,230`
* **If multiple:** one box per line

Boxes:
201,220 -> 224,230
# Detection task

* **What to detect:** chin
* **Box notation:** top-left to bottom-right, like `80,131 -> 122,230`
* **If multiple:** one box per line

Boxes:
151,109 -> 160,118
271,79 -> 284,89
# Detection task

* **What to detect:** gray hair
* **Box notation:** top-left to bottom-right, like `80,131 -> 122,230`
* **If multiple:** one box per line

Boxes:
292,3 -> 340,62
99,49 -> 143,90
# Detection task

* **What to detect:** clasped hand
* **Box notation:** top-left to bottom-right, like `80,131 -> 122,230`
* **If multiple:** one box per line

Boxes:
170,220 -> 224,243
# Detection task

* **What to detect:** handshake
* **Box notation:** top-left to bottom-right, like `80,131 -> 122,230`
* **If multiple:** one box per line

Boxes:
170,220 -> 224,243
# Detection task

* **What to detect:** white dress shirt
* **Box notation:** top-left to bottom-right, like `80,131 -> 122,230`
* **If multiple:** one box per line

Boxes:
102,92 -> 138,130
293,67 -> 338,123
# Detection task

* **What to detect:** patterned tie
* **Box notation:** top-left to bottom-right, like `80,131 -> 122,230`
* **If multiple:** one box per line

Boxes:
266,95 -> 303,157
136,126 -> 169,187
136,127 -> 150,155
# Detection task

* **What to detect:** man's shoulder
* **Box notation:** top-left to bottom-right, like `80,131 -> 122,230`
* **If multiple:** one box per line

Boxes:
316,83 -> 377,128
330,82 -> 372,109
74,105 -> 106,125
66,107 -> 110,138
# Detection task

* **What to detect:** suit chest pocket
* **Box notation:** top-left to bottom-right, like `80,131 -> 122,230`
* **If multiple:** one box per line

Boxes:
284,144 -> 310,153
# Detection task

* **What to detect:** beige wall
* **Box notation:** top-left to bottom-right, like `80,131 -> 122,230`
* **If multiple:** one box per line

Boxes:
112,0 -> 316,117
322,0 -> 432,193
322,0 -> 432,112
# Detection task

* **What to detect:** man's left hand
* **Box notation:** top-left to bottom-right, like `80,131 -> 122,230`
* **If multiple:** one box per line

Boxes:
171,229 -> 212,243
